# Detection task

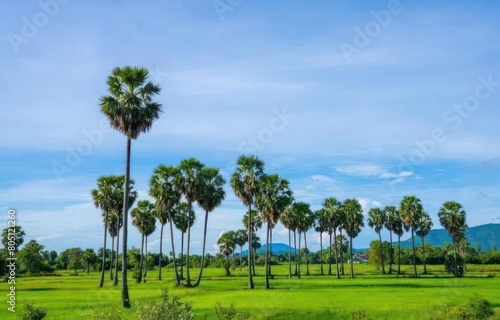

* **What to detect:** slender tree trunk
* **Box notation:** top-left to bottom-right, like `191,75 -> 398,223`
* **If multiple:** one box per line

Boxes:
453,241 -> 458,278
389,230 -> 393,274
252,248 -> 256,276
114,228 -> 120,286
137,233 -> 144,283
240,246 -> 243,271
398,235 -> 401,275
169,219 -> 180,286
265,222 -> 270,289
297,231 -> 302,278
328,232 -> 332,276
87,263 -> 90,274
110,235 -> 114,281
143,236 -> 148,283
247,204 -> 254,289
422,236 -> 427,274
121,137 -> 131,308
411,227 -> 417,277
288,229 -> 292,278
180,232 -> 184,280
99,213 -> 107,288
194,209 -> 210,287
340,230 -> 345,275
225,254 -> 230,276
186,202 -> 193,287
294,230 -> 298,276
158,223 -> 164,280
320,231 -> 323,275
349,235 -> 354,279
379,232 -> 385,274
269,226 -> 273,278
334,229 -> 340,279
305,232 -> 310,276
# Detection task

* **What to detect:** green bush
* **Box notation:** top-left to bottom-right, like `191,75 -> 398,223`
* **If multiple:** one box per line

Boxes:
466,296 -> 495,320
21,300 -> 47,320
134,287 -> 194,320
214,302 -> 249,320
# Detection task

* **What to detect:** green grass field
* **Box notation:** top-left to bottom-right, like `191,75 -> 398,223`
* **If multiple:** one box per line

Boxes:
3,264 -> 500,319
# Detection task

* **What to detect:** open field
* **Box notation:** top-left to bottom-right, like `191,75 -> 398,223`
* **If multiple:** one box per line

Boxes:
4,264 -> 500,319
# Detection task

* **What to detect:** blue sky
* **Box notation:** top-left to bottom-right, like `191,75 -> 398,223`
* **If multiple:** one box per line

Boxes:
1,0 -> 500,254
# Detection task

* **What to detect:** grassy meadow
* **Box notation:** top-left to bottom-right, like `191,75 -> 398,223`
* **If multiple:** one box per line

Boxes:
4,264 -> 500,319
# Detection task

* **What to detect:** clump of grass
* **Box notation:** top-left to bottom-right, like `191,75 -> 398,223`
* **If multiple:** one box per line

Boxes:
214,302 -> 249,320
21,300 -> 47,320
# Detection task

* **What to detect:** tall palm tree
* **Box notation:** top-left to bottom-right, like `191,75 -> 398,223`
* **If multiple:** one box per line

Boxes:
154,207 -> 169,281
256,174 -> 293,289
415,212 -> 433,274
323,197 -> 343,278
399,195 -> 423,278
149,165 -> 182,286
142,213 -> 156,283
294,202 -> 314,277
131,200 -> 156,283
367,207 -> 387,274
392,211 -> 405,275
107,214 -> 120,281
384,206 -> 398,274
243,209 -> 262,276
343,198 -> 364,279
280,204 -> 297,279
179,158 -> 204,286
438,201 -> 467,278
100,66 -> 162,308
91,175 -> 136,288
235,229 -> 248,272
194,167 -> 226,287
314,209 -> 329,276
230,155 -> 265,289
173,202 -> 196,281
217,231 -> 237,276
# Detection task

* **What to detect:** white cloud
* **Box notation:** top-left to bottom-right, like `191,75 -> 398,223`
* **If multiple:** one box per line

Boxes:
335,164 -> 414,183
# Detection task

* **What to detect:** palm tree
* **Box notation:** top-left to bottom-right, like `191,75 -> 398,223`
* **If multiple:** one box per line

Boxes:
154,207 -> 169,281
149,165 -> 182,286
367,207 -> 387,274
415,212 -> 433,274
131,200 -> 156,283
399,196 -> 423,278
383,206 -> 398,274
343,198 -> 364,278
243,209 -> 263,276
230,155 -> 265,289
438,201 -> 467,278
280,204 -> 297,278
392,211 -> 405,275
314,209 -> 329,276
294,202 -> 314,277
100,66 -> 162,308
107,214 -> 120,281
179,158 -> 204,286
173,202 -> 196,281
323,197 -> 343,278
235,229 -> 248,272
142,213 -> 156,283
194,167 -> 226,287
217,231 -> 237,276
91,175 -> 136,288
1,225 -> 25,252
256,174 -> 293,289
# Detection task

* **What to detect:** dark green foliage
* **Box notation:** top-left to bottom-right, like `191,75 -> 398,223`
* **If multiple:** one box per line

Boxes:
133,288 -> 194,320
21,300 -> 47,320
214,302 -> 249,320
444,251 -> 465,276
431,296 -> 496,320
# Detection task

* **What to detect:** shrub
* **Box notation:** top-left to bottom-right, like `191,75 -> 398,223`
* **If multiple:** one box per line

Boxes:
134,287 -> 194,320
214,302 -> 249,320
21,300 -> 47,320
466,296 -> 495,320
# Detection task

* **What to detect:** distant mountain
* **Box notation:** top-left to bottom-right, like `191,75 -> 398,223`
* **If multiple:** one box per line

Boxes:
240,243 -> 295,256
400,223 -> 500,251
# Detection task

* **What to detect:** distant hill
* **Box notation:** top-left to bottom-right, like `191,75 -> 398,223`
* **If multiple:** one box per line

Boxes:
400,223 -> 499,251
240,243 -> 295,256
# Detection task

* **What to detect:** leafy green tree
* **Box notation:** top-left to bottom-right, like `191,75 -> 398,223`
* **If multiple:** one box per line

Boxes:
83,249 -> 97,274
100,66 -> 162,308
399,195 -> 423,277
2,225 -> 25,252
314,209 -> 329,276
323,197 -> 343,278
131,200 -> 156,283
438,201 -> 467,278
230,155 -> 265,289
149,165 -> 182,285
194,167 -> 226,287
343,198 -> 364,278
173,202 -> 195,281
367,207 -> 387,274
256,174 -> 293,289
415,212 -> 433,274
68,248 -> 84,274
383,206 -> 398,274
218,231 -> 237,276
18,240 -> 48,275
